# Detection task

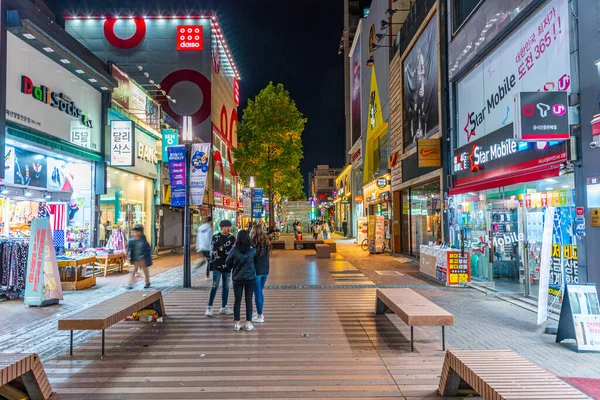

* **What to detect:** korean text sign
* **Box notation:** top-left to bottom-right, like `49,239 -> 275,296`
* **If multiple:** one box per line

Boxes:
167,145 -> 186,207
110,120 -> 135,166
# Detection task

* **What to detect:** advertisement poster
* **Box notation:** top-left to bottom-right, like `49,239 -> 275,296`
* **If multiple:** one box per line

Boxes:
548,206 -> 579,305
167,145 -> 186,207
24,218 -> 62,307
190,143 -> 210,206
357,216 -> 368,245
367,215 -> 376,253
252,188 -> 263,219
448,252 -> 471,285
374,215 -> 384,253
457,0 -> 570,147
556,284 -> 600,352
403,14 -> 439,150
242,188 -> 252,216
351,37 -> 361,144
537,207 -> 556,325
12,147 -> 47,188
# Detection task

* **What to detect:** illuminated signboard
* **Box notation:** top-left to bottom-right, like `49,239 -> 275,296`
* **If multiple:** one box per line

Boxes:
177,26 -> 203,51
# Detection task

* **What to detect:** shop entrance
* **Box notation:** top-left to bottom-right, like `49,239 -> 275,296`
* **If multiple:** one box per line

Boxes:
399,180 -> 442,256
449,174 -> 576,298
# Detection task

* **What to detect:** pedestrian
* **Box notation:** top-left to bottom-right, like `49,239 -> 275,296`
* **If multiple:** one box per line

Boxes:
342,219 -> 348,237
250,224 -> 270,323
313,222 -> 322,240
322,220 -> 330,240
195,216 -> 213,280
226,230 -> 257,331
127,224 -> 152,289
295,221 -> 303,240
205,220 -> 236,317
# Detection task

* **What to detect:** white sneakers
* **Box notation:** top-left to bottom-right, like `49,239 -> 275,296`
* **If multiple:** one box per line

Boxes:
205,307 -> 213,317
219,306 -> 233,315
245,322 -> 254,331
234,323 -> 242,331
252,316 -> 264,323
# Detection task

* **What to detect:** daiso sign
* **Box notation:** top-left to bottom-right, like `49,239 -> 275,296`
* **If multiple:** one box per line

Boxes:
177,26 -> 203,51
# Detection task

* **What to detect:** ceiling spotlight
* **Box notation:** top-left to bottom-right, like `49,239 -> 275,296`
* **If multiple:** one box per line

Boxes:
60,59 -> 71,64
0,185 -> 8,195
23,33 -> 35,39
24,189 -> 32,197
381,20 -> 389,30
143,72 -> 150,78
366,57 -> 374,66
44,191 -> 52,199
43,47 -> 54,53
137,65 -> 143,71
75,69 -> 84,74
149,79 -> 155,84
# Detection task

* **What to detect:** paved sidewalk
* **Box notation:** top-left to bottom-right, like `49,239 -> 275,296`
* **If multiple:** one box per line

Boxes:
334,241 -> 600,380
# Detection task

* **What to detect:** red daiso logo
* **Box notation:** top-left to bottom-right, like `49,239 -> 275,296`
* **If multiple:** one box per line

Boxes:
177,26 -> 203,51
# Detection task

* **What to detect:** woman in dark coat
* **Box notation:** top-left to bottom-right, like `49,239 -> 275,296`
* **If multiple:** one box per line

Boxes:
127,224 -> 153,289
226,230 -> 257,331
250,224 -> 271,323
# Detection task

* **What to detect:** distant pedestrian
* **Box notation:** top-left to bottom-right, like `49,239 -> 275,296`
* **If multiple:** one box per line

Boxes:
312,222 -> 322,240
226,230 -> 257,331
196,216 -> 213,280
205,220 -> 236,317
127,224 -> 152,289
295,222 -> 303,240
251,224 -> 271,323
342,219 -> 348,237
322,221 -> 330,240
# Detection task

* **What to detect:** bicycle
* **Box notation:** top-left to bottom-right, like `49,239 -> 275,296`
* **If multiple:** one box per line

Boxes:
360,239 -> 387,252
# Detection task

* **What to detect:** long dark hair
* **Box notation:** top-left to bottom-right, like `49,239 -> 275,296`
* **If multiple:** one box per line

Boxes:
235,230 -> 252,252
251,224 -> 271,255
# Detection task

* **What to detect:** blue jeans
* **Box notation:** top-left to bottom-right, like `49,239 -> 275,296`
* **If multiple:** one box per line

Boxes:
208,270 -> 230,308
254,274 -> 268,314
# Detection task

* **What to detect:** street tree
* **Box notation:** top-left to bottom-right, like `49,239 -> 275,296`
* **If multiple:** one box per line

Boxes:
233,82 -> 306,227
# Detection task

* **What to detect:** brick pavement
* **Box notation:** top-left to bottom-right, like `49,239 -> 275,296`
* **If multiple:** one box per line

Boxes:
335,241 -> 600,380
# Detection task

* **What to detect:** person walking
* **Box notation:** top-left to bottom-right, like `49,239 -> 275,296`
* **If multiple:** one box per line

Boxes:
127,225 -> 152,289
205,220 -> 236,317
342,219 -> 348,237
196,216 -> 214,280
226,230 -> 257,331
295,221 -> 303,240
250,224 -> 270,323
322,220 -> 330,240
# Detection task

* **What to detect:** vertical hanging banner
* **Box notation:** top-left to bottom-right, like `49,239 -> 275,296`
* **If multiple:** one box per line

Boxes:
252,188 -> 263,218
167,145 -> 186,207
242,188 -> 252,216
190,143 -> 210,205
161,129 -> 179,161
25,218 -> 63,307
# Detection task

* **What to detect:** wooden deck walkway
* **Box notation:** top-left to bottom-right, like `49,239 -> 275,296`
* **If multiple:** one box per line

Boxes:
45,289 -> 447,399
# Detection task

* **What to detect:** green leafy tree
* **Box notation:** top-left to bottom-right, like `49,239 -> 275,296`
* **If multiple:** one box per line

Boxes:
233,82 -> 306,227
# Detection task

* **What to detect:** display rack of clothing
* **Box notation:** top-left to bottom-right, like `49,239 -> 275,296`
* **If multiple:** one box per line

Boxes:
0,238 -> 29,300
106,229 -> 126,253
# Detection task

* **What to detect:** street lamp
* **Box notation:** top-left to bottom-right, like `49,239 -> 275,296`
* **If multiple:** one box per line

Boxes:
249,176 -> 255,225
182,116 -> 192,288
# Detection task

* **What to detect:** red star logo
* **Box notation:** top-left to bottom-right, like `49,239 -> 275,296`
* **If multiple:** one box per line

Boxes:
469,144 -> 480,172
464,113 -> 476,142
472,236 -> 488,254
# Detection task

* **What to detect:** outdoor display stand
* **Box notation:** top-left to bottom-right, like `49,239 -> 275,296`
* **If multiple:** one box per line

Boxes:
94,253 -> 126,277
556,284 -> 600,352
420,246 -> 471,286
56,256 -> 97,291
24,218 -> 63,307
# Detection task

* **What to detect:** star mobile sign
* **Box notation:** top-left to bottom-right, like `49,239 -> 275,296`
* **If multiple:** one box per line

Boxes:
25,218 -> 63,307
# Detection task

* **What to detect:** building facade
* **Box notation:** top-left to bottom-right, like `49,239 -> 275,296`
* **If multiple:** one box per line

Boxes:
310,165 -> 343,225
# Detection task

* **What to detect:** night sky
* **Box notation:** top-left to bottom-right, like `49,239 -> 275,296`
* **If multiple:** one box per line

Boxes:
45,0 -> 347,195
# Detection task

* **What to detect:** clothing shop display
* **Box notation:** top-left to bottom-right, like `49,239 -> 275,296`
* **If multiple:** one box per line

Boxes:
107,229 -> 126,253
0,239 -> 29,299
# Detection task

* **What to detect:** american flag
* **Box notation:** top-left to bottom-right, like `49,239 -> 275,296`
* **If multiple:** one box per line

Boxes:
46,203 -> 67,231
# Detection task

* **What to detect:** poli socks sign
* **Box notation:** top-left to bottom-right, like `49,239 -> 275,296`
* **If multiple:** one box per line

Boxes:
24,218 -> 63,307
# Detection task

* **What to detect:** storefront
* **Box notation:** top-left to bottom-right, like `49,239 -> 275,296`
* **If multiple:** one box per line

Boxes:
349,139 -> 364,238
3,31 -> 104,248
334,165 -> 352,236
103,111 -> 159,246
214,192 -> 238,230
363,174 -> 392,248
447,0 -> 575,298
399,179 -> 442,257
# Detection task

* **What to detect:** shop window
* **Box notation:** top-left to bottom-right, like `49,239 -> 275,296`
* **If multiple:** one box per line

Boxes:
378,133 -> 389,173
447,174 -> 576,298
453,0 -> 481,32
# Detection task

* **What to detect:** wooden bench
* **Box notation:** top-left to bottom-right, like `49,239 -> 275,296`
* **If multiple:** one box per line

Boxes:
438,349 -> 589,399
315,244 -> 331,259
58,290 -> 166,356
376,288 -> 454,352
0,353 -> 52,400
271,240 -> 286,250
323,240 -> 337,252
294,239 -> 324,250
